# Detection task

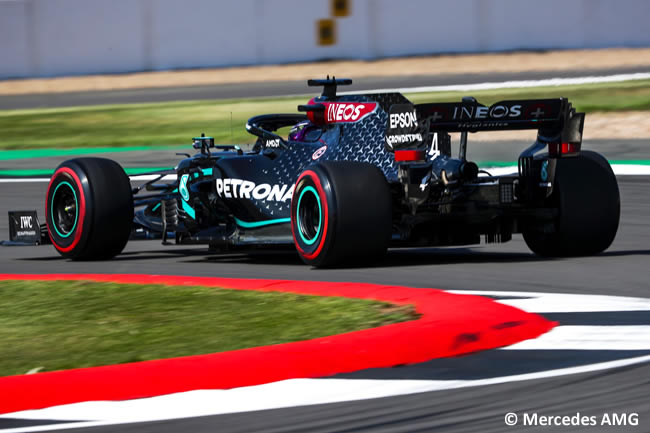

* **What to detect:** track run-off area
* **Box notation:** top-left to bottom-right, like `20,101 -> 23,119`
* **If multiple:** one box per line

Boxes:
0,274 -> 553,414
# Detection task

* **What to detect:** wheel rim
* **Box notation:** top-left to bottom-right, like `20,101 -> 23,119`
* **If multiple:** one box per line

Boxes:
297,186 -> 322,246
51,181 -> 78,238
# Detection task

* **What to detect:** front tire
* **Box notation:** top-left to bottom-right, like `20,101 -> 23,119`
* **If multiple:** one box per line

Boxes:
46,158 -> 133,260
291,161 -> 392,267
523,151 -> 620,256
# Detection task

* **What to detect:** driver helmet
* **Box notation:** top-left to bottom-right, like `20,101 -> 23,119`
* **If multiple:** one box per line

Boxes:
289,120 -> 315,142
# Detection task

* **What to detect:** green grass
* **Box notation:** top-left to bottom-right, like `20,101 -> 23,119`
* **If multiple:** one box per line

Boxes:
0,97 -> 303,149
0,280 -> 416,377
0,79 -> 648,150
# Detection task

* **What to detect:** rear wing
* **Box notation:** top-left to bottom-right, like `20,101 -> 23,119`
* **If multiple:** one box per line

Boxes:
415,98 -> 584,145
384,97 -> 584,158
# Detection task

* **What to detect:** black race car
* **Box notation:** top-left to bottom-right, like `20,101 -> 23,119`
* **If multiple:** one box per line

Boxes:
41,78 -> 619,267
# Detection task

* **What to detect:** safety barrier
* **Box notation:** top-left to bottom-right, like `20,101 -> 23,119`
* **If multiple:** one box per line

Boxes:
1,0 -> 649,79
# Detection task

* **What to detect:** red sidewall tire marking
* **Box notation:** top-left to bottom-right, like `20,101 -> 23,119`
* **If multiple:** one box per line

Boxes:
292,170 -> 329,260
0,273 -> 556,415
46,167 -> 87,253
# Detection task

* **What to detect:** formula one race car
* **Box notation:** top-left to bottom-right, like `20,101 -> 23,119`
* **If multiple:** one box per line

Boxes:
39,78 -> 619,267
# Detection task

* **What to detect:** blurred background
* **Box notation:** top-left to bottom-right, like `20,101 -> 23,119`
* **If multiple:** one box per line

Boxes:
1,0 -> 649,182
2,0 -> 650,78
0,0 -> 649,175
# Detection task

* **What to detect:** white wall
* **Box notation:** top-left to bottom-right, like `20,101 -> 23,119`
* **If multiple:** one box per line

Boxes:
150,0 -> 258,69
1,0 -> 649,79
0,0 -> 31,77
33,0 -> 145,76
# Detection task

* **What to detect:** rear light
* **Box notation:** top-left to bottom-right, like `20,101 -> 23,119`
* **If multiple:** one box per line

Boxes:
548,142 -> 581,157
394,150 -> 426,162
499,181 -> 514,204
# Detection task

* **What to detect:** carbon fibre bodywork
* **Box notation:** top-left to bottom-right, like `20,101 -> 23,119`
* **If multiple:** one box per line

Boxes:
131,78 -> 592,251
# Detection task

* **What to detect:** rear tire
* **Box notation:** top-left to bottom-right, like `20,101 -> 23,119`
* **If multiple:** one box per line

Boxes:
291,161 -> 392,267
46,157 -> 133,260
523,151 -> 619,256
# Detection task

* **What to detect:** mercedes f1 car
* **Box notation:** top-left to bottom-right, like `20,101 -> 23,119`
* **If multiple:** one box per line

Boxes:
40,78 -> 619,267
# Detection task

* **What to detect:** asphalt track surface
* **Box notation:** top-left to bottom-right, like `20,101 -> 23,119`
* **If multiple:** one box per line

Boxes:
0,173 -> 649,432
3,66 -> 650,109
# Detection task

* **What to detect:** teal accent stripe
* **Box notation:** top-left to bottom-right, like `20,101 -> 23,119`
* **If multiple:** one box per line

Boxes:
181,200 -> 196,219
201,168 -> 213,176
151,203 -> 161,212
0,146 -> 185,161
0,167 -> 171,177
477,161 -> 518,168
609,160 -> 650,165
0,169 -> 55,177
126,167 -> 174,175
234,217 -> 291,228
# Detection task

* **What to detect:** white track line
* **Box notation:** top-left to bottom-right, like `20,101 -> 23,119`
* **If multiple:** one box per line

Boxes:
3,354 -> 650,432
345,72 -> 650,94
504,326 -> 650,351
449,290 -> 650,313
0,174 -> 178,183
480,164 -> 650,177
0,163 -> 648,184
0,178 -> 50,183
607,164 -> 650,175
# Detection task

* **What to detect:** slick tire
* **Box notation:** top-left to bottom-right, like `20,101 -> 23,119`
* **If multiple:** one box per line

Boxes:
523,150 -> 620,256
291,161 -> 392,267
46,157 -> 133,260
